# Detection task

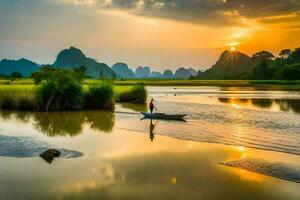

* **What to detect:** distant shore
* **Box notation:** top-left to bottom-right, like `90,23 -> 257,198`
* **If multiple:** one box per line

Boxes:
1,79 -> 300,90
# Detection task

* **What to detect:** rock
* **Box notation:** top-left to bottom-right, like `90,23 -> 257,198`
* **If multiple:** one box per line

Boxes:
39,149 -> 61,164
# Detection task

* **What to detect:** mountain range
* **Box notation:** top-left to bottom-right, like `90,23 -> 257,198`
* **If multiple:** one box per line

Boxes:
0,46 -> 198,79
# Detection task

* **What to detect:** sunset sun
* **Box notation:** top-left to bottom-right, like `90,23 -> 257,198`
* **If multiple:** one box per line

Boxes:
230,46 -> 236,52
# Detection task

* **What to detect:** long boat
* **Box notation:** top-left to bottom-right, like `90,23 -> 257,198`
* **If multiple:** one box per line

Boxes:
141,112 -> 187,121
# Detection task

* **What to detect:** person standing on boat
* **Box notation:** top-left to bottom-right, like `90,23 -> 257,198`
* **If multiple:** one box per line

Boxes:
149,98 -> 157,114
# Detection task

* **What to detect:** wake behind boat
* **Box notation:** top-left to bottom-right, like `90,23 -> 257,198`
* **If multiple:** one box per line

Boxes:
141,112 -> 187,121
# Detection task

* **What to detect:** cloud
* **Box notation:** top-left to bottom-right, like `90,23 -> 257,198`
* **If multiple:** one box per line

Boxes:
66,0 -> 300,26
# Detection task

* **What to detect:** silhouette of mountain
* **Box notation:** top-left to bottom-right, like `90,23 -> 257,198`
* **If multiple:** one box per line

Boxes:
53,47 -> 114,78
174,67 -> 193,79
0,58 -> 40,77
111,63 -> 136,79
188,68 -> 198,76
162,69 -> 174,79
150,71 -> 162,78
135,66 -> 151,78
198,50 -> 253,79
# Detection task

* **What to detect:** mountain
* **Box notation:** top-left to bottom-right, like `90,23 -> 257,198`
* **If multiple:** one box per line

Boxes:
198,50 -> 253,79
53,47 -> 114,78
188,68 -> 198,76
111,63 -> 136,79
135,66 -> 151,78
162,69 -> 174,79
150,71 -> 162,78
0,58 -> 40,77
174,67 -> 193,79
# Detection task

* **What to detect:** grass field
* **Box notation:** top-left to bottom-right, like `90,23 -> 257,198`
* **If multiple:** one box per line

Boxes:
0,79 -> 299,103
0,83 -> 133,103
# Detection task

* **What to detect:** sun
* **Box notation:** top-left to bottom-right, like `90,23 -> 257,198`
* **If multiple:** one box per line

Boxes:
230,46 -> 236,52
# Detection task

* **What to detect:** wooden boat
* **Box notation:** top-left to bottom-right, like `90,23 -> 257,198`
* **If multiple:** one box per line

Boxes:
141,112 -> 187,121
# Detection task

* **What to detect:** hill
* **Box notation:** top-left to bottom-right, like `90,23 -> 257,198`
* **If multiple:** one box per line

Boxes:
53,47 -> 114,78
199,50 -> 253,79
0,58 -> 40,77
111,63 -> 136,79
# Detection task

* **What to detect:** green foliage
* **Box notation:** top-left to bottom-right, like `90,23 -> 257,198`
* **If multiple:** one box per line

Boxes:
252,61 -> 272,80
118,83 -> 147,104
1,98 -> 16,110
37,75 -> 84,111
283,63 -> 300,80
85,81 -> 115,110
16,98 -> 37,111
11,72 -> 22,78
31,66 -> 86,84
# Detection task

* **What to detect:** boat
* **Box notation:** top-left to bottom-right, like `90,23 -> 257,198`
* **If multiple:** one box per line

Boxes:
141,112 -> 187,121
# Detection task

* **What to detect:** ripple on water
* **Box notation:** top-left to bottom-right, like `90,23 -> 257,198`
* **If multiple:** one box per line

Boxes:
221,158 -> 300,183
0,134 -> 83,158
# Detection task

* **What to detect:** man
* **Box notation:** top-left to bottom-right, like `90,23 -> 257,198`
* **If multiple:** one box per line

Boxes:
149,98 -> 157,114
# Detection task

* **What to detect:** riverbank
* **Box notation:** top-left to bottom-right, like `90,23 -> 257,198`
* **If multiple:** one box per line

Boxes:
1,79 -> 299,90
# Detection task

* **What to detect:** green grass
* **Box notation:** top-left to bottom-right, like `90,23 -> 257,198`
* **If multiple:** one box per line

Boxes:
0,82 -> 134,110
0,79 -> 299,108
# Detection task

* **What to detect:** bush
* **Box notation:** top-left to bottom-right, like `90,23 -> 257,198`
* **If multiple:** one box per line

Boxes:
283,63 -> 300,80
1,98 -> 16,110
37,79 -> 84,111
16,98 -> 37,111
118,83 -> 147,104
85,82 -> 115,110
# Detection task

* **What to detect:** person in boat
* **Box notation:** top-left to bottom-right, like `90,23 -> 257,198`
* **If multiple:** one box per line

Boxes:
149,98 -> 157,114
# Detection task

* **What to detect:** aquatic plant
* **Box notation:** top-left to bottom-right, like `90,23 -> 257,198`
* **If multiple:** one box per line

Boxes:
16,98 -> 37,111
0,98 -> 16,110
85,81 -> 115,110
118,83 -> 147,104
37,75 -> 84,111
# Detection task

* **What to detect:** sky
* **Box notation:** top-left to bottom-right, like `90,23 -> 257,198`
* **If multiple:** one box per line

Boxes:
0,0 -> 300,71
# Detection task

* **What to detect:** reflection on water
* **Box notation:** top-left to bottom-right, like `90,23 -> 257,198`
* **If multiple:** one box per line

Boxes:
0,134 -> 83,159
119,103 -> 147,112
149,119 -> 158,142
218,98 -> 300,113
222,158 -> 300,183
0,111 -> 115,137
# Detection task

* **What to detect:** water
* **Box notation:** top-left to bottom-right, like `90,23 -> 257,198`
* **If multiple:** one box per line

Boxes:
1,86 -> 300,199
116,86 -> 300,155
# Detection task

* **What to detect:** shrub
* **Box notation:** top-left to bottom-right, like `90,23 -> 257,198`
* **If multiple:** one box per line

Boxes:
16,98 -> 37,111
37,79 -> 84,111
283,63 -> 300,80
118,83 -> 147,104
1,98 -> 16,110
85,82 -> 115,110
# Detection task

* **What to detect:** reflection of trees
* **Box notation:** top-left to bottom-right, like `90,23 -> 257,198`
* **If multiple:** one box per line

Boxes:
218,98 -> 230,103
0,111 -> 31,123
33,111 -> 116,137
250,99 -> 273,108
275,99 -> 300,114
120,103 -> 147,112
0,111 -> 13,120
0,111 -> 116,137
33,112 -> 85,137
85,111 -> 115,133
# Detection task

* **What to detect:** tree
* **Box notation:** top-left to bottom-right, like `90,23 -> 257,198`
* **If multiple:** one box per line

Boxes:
283,63 -> 300,80
73,66 -> 87,81
99,69 -> 104,80
289,47 -> 300,63
279,49 -> 291,59
31,66 -> 86,84
11,71 -> 22,78
252,61 -> 271,80
252,51 -> 275,60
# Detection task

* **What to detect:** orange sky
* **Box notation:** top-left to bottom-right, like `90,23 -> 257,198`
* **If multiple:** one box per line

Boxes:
0,0 -> 300,71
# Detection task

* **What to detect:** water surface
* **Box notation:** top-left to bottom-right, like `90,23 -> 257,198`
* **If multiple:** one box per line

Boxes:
1,86 -> 300,200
